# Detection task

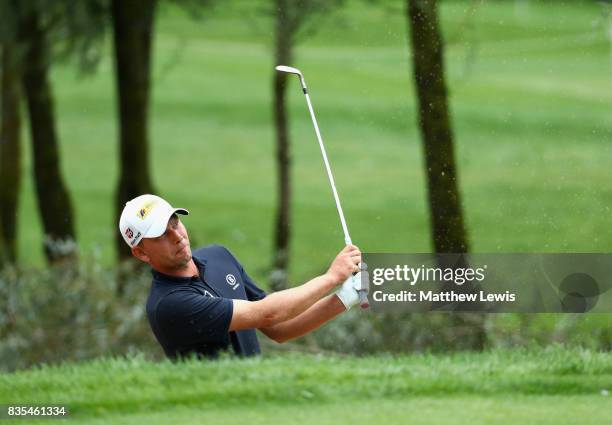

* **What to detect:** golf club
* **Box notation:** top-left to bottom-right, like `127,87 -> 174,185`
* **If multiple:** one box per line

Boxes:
275,65 -> 369,309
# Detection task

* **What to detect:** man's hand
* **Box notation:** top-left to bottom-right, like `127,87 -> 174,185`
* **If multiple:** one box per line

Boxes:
326,244 -> 361,285
335,272 -> 362,310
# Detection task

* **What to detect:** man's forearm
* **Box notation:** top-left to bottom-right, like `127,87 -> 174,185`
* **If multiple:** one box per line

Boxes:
260,294 -> 346,343
230,244 -> 360,332
256,274 -> 337,325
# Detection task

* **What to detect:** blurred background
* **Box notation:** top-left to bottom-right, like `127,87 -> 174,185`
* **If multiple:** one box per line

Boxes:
0,0 -> 611,371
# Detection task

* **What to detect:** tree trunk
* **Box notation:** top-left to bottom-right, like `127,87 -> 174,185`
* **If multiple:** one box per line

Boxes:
111,0 -> 156,267
406,0 -> 485,350
19,10 -> 77,264
270,0 -> 293,291
0,44 -> 22,265
407,0 -> 468,253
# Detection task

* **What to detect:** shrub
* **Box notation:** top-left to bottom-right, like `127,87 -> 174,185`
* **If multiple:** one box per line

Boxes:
0,260 -> 162,372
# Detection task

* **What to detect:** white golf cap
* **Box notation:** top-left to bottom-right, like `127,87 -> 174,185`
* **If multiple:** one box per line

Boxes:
119,194 -> 189,247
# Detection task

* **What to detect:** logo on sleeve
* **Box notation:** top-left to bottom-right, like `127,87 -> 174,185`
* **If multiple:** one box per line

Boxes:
226,274 -> 239,290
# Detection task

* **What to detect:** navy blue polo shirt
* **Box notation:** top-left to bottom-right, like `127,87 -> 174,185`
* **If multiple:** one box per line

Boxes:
146,244 -> 266,359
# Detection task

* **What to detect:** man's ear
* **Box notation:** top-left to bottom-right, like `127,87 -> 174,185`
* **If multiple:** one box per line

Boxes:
131,244 -> 150,264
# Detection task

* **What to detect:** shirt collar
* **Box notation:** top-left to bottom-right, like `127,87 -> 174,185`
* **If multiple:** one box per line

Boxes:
151,257 -> 207,284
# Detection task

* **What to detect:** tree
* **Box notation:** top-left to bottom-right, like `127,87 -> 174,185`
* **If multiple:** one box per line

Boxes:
406,0 -> 485,349
270,0 -> 344,291
1,0 -> 105,265
406,0 -> 469,254
270,0 -> 294,291
0,43 -> 22,265
18,5 -> 78,264
111,0 -> 157,267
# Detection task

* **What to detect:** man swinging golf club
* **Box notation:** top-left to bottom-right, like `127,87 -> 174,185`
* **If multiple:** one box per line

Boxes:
120,65 -> 368,359
119,194 -> 364,359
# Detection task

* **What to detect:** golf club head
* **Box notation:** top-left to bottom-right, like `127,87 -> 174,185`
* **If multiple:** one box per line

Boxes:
275,65 -> 307,91
275,65 -> 302,76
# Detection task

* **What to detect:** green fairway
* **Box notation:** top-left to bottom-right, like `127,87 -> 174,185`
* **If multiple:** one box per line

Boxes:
1,348 -> 611,424
37,397 -> 612,425
14,0 -> 610,277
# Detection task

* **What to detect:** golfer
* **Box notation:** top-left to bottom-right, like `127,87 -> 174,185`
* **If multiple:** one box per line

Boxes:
119,194 -> 363,359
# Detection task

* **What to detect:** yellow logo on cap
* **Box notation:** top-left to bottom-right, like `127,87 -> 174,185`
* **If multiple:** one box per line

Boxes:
136,200 -> 157,220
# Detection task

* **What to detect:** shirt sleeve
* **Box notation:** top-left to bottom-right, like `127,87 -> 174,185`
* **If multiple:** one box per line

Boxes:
221,246 -> 267,301
243,268 -> 267,301
156,289 -> 234,347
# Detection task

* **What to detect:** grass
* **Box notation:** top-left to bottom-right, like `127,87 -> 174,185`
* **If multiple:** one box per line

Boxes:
42,397 -> 612,425
1,347 -> 611,424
